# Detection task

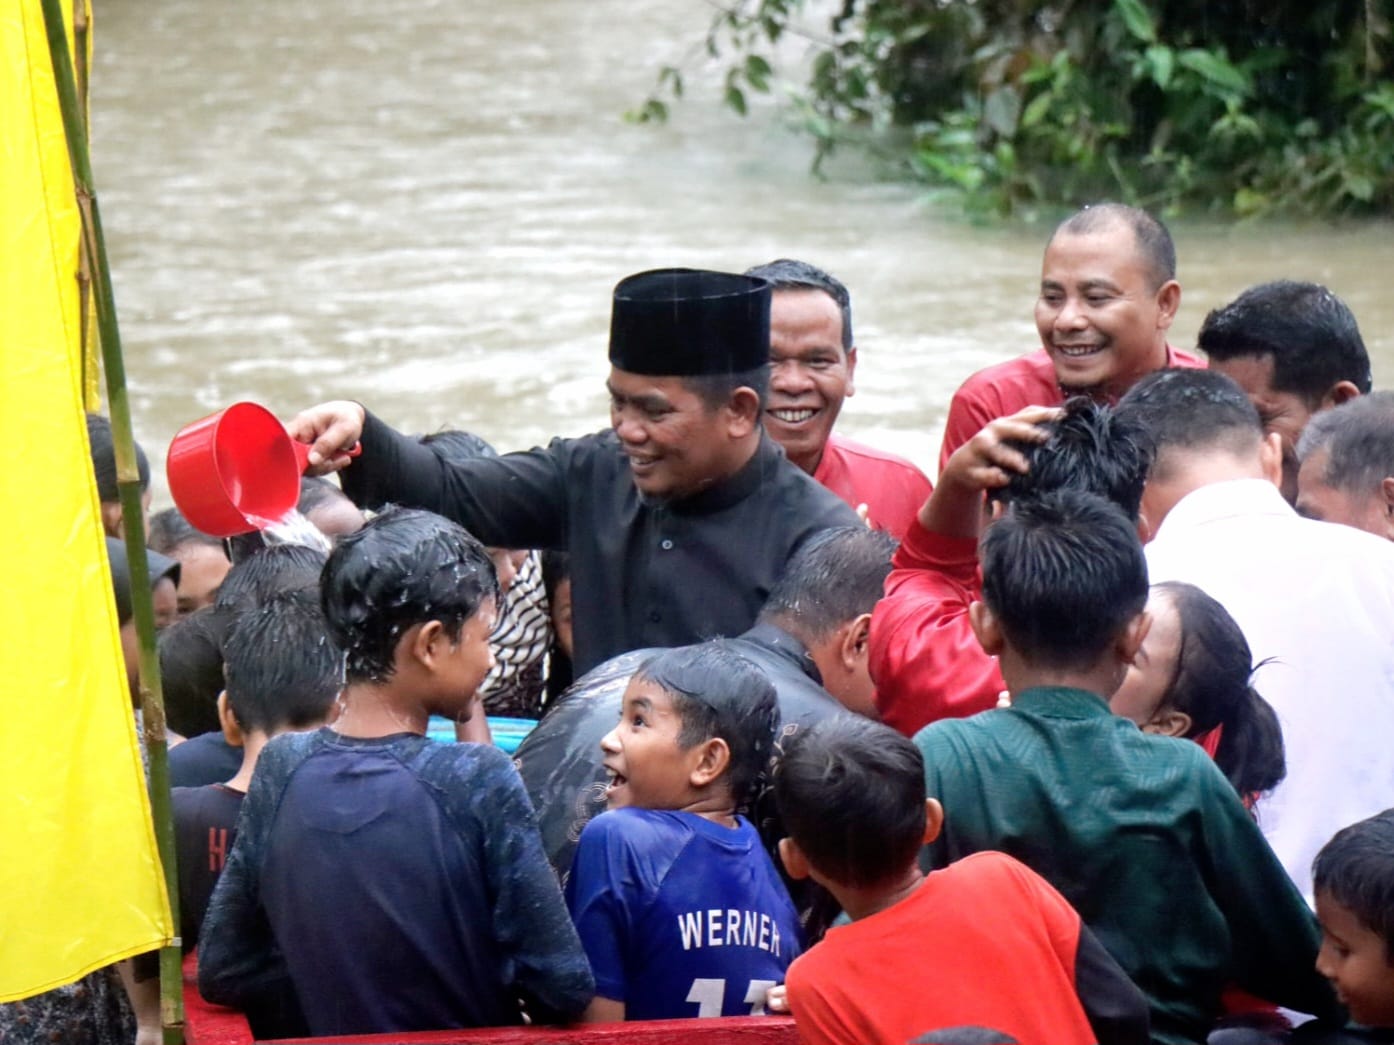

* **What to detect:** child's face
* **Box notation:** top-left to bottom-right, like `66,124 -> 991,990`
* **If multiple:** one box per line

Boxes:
1109,590 -> 1184,733
599,677 -> 700,811
1316,888 -> 1394,1027
431,599 -> 497,717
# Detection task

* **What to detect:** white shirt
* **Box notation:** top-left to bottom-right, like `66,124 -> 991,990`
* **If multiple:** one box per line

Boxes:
1147,478 -> 1394,904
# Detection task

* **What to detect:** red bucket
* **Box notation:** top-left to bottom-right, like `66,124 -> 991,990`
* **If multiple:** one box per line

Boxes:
166,402 -> 312,538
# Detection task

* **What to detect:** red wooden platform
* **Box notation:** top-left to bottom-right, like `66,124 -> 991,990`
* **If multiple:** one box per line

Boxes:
183,957 -> 801,1045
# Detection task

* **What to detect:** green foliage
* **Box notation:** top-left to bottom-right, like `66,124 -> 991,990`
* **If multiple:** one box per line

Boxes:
637,0 -> 1394,216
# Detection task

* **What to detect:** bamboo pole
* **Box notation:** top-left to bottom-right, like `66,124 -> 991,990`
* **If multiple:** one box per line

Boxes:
38,2 -> 185,1042
72,0 -> 94,398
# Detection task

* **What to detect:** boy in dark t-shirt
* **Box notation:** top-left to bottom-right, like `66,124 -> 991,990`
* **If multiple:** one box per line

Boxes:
172,590 -> 340,951
566,641 -> 802,1021
198,508 -> 593,1036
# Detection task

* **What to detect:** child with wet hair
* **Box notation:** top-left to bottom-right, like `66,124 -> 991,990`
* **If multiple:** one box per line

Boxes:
1110,580 -> 1285,801
774,715 -> 1148,1045
566,640 -> 802,1022
199,507 -> 592,1036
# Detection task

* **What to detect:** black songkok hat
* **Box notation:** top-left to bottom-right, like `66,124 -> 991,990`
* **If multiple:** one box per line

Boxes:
609,268 -> 771,377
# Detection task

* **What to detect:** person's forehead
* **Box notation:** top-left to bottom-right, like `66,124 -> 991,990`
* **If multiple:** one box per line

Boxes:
1041,226 -> 1147,283
623,675 -> 676,711
1209,354 -> 1280,398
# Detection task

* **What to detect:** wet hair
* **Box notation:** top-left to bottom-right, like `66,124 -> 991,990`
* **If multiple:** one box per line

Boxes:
297,476 -> 357,517
541,550 -> 573,699
631,640 -> 778,809
911,1030 -> 1020,1045
105,537 -> 182,626
1115,368 -> 1264,475
1298,391 -> 1394,495
1199,281 -> 1372,402
223,590 -> 342,735
418,429 -> 499,461
541,549 -> 570,603
1313,808 -> 1394,963
980,490 -> 1148,671
682,366 -> 771,415
322,507 -> 499,684
992,398 -> 1152,522
213,543 -> 327,615
149,507 -> 224,555
1054,202 -> 1176,290
1152,582 -> 1286,796
758,526 -> 897,643
158,606 -> 237,736
744,258 -> 853,350
87,413 -> 150,501
774,716 -> 925,889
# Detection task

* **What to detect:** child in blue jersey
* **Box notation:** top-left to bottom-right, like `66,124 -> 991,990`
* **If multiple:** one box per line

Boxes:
566,640 -> 801,1022
198,508 -> 594,1036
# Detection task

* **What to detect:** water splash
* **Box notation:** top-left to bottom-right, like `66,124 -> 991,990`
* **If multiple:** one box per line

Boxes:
244,507 -> 333,555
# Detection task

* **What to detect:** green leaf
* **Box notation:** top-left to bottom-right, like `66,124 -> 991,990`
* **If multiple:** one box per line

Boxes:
1145,45 -> 1174,88
983,85 -> 1022,137
1021,91 -> 1053,129
1177,49 -> 1249,95
1114,0 -> 1156,44
725,85 -> 748,116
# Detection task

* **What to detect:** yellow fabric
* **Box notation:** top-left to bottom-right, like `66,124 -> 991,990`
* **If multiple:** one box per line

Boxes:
0,0 -> 173,1000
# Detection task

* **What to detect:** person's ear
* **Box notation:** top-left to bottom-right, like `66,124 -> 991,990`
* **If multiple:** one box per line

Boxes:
408,620 -> 445,671
1259,432 -> 1284,487
1135,510 -> 1155,545
778,837 -> 811,880
1323,381 -> 1362,409
689,737 -> 731,789
968,601 -> 1003,657
217,690 -> 245,747
1144,707 -> 1192,738
1118,609 -> 1152,667
844,346 -> 858,398
1380,477 -> 1394,519
1154,280 -> 1182,330
840,612 -> 872,671
99,500 -> 124,539
726,387 -> 762,438
923,798 -> 944,845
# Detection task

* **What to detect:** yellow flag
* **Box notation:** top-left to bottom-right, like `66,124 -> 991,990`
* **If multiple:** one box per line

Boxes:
0,0 -> 173,999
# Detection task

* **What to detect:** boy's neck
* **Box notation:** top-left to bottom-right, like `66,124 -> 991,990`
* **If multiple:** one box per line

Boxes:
224,730 -> 271,794
998,649 -> 1123,704
827,864 -> 925,922
660,789 -> 740,829
332,681 -> 431,738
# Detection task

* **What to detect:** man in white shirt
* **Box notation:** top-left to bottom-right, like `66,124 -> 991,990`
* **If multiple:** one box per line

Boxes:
1117,367 -> 1394,904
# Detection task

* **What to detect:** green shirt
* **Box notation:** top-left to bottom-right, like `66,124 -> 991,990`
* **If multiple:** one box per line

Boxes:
916,686 -> 1337,1045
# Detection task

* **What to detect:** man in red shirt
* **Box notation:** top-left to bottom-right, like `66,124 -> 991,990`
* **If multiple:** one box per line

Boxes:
747,259 -> 932,539
938,203 -> 1201,472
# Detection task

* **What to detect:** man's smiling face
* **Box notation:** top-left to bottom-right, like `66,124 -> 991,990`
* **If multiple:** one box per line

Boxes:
764,288 -> 856,474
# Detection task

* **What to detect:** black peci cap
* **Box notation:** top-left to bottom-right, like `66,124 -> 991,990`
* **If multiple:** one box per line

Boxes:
609,268 -> 771,377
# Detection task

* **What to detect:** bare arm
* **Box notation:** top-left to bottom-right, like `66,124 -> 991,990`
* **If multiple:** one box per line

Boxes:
579,996 -> 625,1023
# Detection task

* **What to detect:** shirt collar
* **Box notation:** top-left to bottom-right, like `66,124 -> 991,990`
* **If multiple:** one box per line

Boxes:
1010,686 -> 1114,720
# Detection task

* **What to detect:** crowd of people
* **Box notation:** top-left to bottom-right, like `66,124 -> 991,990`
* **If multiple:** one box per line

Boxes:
14,201 -> 1394,1045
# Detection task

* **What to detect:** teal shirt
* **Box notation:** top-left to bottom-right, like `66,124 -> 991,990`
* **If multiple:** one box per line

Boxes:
916,686 -> 1337,1045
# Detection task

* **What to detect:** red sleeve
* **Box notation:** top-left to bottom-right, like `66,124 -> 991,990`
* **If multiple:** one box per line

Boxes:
869,518 -> 1005,737
785,953 -> 855,1045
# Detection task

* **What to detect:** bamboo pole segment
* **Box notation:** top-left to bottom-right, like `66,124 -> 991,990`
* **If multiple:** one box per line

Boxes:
38,2 -> 185,1041
72,0 -> 94,399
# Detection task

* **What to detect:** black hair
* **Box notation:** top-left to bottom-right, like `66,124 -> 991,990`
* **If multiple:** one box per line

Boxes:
213,543 -> 327,614
541,550 -> 574,700
1115,368 -> 1264,473
758,526 -> 897,643
223,590 -> 342,735
910,1029 -> 1020,1045
541,549 -> 570,603
1313,808 -> 1394,963
418,428 -> 499,462
322,507 -> 499,684
1055,202 -> 1176,290
980,491 -> 1148,671
297,476 -> 356,517
631,640 -> 778,810
682,366 -> 771,415
1152,582 -> 1286,797
105,537 -> 181,626
149,506 -> 224,555
992,398 -> 1153,522
158,606 -> 237,736
1199,281 -> 1372,403
774,716 -> 925,889
744,258 -> 854,350
86,412 -> 150,501
1298,391 -> 1394,496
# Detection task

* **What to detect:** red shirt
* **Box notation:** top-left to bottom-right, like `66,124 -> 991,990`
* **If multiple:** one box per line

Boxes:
870,520 -> 1003,736
786,852 -> 1134,1045
939,346 -> 1205,470
812,433 -> 933,541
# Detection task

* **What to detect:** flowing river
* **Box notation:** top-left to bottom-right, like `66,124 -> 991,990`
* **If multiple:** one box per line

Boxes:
90,0 -> 1394,499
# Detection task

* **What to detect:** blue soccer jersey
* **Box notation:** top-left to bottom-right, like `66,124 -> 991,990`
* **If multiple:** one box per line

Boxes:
566,808 -> 802,1020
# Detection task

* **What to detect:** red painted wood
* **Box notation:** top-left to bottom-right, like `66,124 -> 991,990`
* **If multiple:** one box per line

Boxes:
182,953 -> 255,1045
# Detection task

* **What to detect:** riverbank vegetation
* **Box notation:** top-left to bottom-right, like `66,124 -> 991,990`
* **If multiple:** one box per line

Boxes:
633,0 -> 1393,217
